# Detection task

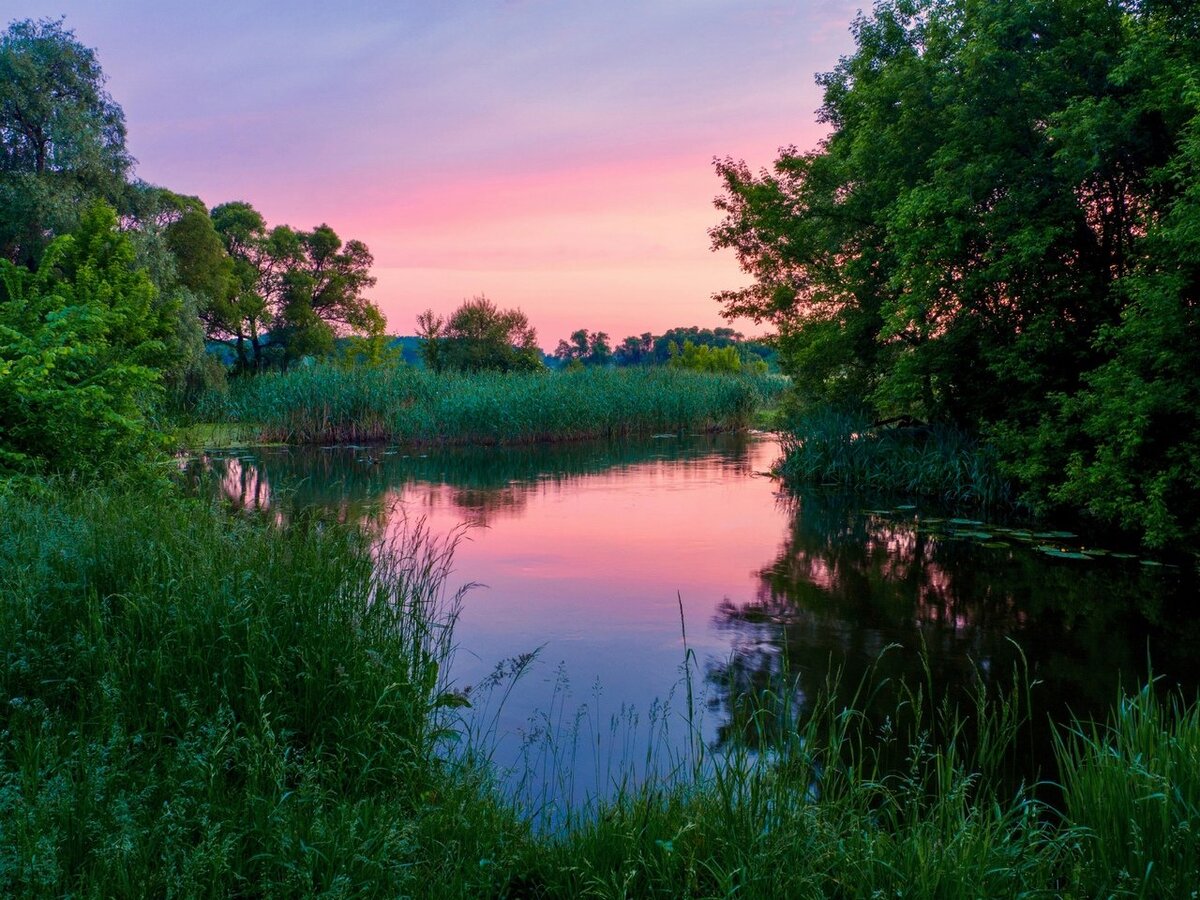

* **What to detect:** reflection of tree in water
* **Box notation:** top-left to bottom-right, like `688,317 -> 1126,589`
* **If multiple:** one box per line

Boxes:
183,432 -> 759,529
706,489 -> 1200,775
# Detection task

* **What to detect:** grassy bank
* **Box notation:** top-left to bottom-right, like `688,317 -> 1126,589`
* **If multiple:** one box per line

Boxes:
199,365 -> 785,445
3,481 -> 1199,896
0,480 -> 518,895
777,406 -> 1014,507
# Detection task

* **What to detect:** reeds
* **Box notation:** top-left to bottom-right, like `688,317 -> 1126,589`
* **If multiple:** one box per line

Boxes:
200,365 -> 785,445
0,480 -> 485,895
778,405 -> 1014,507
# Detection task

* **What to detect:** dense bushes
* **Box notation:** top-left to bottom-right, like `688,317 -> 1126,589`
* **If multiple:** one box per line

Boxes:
0,204 -> 174,474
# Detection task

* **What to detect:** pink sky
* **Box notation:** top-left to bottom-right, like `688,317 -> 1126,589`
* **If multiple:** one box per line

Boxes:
12,1 -> 862,346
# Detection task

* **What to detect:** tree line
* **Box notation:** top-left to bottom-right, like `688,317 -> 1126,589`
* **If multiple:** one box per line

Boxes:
0,17 -> 390,471
712,0 -> 1200,548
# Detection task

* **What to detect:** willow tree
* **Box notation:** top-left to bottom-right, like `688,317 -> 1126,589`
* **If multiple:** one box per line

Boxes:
209,202 -> 380,371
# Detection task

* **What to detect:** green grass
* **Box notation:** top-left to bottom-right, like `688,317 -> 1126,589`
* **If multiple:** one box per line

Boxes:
3,478 -> 1199,896
199,365 -> 786,445
0,479 -> 522,895
778,406 -> 1014,507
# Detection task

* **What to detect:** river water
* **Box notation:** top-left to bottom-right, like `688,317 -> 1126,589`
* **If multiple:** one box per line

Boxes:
186,432 -> 1199,811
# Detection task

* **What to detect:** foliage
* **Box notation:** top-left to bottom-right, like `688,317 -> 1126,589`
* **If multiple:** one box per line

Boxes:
417,295 -> 543,374
202,364 -> 777,445
712,0 -> 1200,546
0,18 -> 131,265
0,481 -> 489,896
667,338 -> 765,374
0,203 -> 173,473
1006,56 -> 1200,548
611,325 -> 775,370
554,328 -> 613,367
209,201 -> 381,372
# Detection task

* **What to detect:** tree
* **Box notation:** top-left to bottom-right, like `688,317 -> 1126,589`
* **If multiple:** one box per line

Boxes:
0,18 -> 132,265
711,0 -> 1200,545
554,328 -> 612,367
209,202 -> 381,371
417,296 -> 543,373
0,202 -> 174,473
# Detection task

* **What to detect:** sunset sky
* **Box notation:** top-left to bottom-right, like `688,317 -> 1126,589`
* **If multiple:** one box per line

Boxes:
14,1 -> 861,345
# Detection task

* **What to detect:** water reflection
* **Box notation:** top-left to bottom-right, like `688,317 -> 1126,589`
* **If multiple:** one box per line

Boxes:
707,489 -> 1200,774
184,435 -> 1198,798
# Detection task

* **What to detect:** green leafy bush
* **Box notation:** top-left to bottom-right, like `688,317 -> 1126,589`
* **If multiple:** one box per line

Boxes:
0,203 -> 174,474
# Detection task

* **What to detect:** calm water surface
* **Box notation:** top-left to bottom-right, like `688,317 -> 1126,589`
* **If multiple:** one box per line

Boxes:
188,433 -> 1199,804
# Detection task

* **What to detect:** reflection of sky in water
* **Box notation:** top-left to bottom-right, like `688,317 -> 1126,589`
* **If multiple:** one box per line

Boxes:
186,434 -> 1199,812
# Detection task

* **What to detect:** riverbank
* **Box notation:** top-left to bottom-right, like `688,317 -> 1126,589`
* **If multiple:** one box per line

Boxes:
195,366 -> 785,446
2,479 -> 1197,896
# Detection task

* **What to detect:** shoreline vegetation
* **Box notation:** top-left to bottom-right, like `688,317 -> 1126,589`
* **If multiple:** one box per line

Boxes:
776,406 -> 1014,509
194,365 -> 786,447
4,2 -> 1200,895
3,483 -> 1198,896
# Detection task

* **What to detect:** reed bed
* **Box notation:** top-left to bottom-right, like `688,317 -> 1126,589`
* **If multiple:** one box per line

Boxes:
778,405 -> 1014,507
200,365 -> 784,445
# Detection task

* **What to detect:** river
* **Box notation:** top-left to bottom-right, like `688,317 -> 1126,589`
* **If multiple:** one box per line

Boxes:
186,432 -> 1199,814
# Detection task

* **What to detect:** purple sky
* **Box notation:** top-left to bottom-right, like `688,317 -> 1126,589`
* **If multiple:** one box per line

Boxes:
13,1 -> 862,344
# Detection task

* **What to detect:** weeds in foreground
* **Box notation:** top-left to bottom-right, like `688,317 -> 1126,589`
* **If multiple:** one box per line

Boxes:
2,480 -> 1198,897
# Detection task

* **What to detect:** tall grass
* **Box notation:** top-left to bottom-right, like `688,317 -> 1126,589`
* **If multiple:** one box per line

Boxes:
0,479 -> 523,896
200,365 -> 785,445
4,479 -> 1199,896
778,405 -> 1014,507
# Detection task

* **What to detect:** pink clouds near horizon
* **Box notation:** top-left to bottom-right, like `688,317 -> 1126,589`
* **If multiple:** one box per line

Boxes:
8,0 -> 863,345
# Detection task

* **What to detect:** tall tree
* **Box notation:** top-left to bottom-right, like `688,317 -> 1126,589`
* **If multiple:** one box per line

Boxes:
209,202 -> 380,371
711,0 -> 1200,545
0,18 -> 131,265
418,296 -> 542,373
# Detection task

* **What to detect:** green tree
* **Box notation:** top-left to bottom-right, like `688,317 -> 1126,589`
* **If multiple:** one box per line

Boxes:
554,328 -> 613,367
712,0 -> 1200,544
0,18 -> 131,265
668,340 -> 747,374
209,202 -> 380,371
418,296 -> 543,373
0,202 -> 173,473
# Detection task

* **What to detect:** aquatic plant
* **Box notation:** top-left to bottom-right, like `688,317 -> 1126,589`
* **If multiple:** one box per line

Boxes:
777,405 -> 1014,507
200,365 -> 785,445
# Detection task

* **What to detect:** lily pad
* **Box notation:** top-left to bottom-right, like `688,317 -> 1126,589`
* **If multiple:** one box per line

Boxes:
1140,559 -> 1164,567
894,504 -> 917,511
982,541 -> 1012,549
1110,553 -> 1138,560
951,531 -> 993,540
1040,548 -> 1091,560
947,518 -> 985,526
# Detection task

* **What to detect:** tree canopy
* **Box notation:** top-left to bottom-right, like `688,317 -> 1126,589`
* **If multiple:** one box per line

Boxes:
417,296 -> 543,373
0,18 -> 131,265
209,202 -> 380,371
712,0 -> 1200,547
